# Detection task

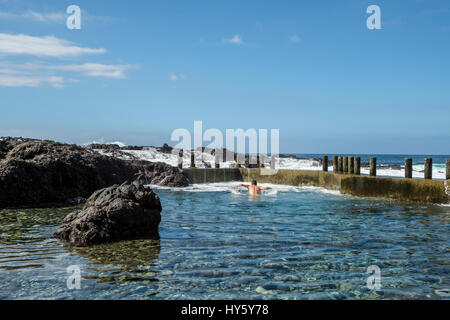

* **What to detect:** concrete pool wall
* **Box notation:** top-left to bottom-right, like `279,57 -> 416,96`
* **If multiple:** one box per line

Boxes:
183,168 -> 449,204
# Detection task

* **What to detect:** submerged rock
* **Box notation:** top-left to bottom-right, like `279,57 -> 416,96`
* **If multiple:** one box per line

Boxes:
54,181 -> 162,246
0,137 -> 189,208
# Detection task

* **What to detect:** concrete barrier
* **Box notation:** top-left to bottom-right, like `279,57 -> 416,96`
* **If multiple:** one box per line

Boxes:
258,155 -> 265,169
349,157 -> 354,174
405,158 -> 413,179
322,156 -> 328,172
215,149 -> 221,169
424,158 -> 432,180
270,155 -> 276,170
183,168 -> 243,184
177,150 -> 183,169
241,169 -> 448,204
354,157 -> 361,175
447,159 -> 450,180
339,175 -> 446,203
338,156 -> 343,173
182,168 -> 449,204
190,152 -> 195,168
241,169 -> 342,191
235,154 -> 241,168
370,157 -> 377,177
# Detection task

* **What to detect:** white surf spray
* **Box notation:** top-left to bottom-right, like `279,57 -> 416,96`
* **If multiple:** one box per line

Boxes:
92,145 -> 447,180
149,181 -> 342,197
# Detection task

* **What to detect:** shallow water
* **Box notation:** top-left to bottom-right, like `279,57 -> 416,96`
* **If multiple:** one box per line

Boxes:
0,183 -> 449,300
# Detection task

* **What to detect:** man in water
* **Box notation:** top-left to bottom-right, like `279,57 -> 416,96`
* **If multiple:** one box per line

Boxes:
233,180 -> 272,195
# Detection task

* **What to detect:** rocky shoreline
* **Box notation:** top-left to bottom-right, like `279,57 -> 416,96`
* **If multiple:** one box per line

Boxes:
1,137 -> 427,210
0,137 -> 189,208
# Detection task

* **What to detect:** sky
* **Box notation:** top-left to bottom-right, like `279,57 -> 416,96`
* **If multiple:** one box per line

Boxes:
0,0 -> 449,154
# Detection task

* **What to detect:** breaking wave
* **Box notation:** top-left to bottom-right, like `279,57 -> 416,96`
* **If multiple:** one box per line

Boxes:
94,146 -> 448,180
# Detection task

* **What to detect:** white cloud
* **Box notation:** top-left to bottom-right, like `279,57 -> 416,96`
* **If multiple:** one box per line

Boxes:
0,10 -> 66,22
0,9 -> 112,25
25,11 -> 66,22
0,33 -> 133,87
0,74 -> 65,88
0,33 -> 106,57
169,73 -> 186,81
0,62 -> 134,87
222,35 -> 243,45
49,63 -> 133,79
289,34 -> 301,43
0,66 -> 27,75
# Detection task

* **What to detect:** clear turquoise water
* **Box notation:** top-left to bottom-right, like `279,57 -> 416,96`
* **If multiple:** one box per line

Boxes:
0,184 -> 449,300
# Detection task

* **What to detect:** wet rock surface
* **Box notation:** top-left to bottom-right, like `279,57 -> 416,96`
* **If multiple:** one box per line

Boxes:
54,181 -> 162,246
0,137 -> 189,208
134,162 -> 190,187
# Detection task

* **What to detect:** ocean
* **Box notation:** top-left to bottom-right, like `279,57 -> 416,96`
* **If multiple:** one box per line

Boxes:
97,147 -> 450,180
0,147 -> 448,300
0,182 -> 449,300
289,154 -> 449,180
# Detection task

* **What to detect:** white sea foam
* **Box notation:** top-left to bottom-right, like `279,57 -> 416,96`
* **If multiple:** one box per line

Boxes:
149,181 -> 341,196
85,139 -> 126,147
95,147 -> 448,180
360,164 -> 446,180
108,141 -> 126,147
95,146 -> 448,203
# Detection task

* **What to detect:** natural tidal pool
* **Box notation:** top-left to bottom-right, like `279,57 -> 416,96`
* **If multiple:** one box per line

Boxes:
0,182 -> 449,300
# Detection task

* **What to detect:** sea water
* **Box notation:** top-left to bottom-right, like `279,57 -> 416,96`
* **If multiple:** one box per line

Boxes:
0,182 -> 448,300
97,148 -> 450,180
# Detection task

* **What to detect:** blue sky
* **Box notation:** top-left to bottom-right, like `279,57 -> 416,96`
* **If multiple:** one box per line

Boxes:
0,0 -> 449,154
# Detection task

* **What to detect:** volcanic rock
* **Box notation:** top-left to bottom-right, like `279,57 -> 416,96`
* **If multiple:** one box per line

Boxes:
54,181 -> 161,246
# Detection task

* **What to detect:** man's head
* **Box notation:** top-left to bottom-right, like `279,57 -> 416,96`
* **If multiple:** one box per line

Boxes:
251,180 -> 257,186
